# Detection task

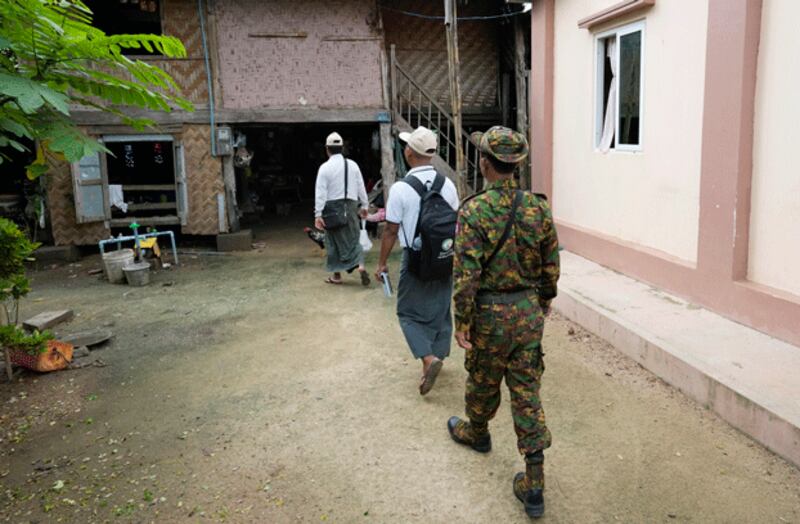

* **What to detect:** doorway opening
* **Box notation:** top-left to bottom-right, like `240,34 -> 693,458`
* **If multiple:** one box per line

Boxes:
233,123 -> 382,229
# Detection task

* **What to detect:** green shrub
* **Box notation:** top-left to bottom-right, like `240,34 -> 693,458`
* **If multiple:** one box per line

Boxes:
0,325 -> 53,356
0,217 -> 39,303
0,218 -> 46,368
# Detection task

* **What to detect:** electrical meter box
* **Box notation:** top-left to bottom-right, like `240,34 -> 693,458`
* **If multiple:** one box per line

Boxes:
215,126 -> 233,156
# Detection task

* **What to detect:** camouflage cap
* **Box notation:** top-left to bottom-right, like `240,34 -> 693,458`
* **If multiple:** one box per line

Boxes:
471,126 -> 529,163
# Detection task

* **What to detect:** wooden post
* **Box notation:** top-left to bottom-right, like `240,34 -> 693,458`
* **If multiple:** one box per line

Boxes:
378,4 -> 392,112
379,123 -> 395,202
384,44 -> 398,203
445,0 -> 468,197
222,156 -> 240,232
380,47 -> 391,111
1,306 -> 12,382
390,45 -> 398,116
514,17 -> 530,190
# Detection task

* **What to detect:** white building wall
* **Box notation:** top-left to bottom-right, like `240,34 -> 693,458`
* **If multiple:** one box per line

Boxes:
551,0 -> 709,262
748,0 -> 800,297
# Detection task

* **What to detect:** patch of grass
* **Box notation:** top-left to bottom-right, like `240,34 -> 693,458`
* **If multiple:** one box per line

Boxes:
113,501 -> 137,517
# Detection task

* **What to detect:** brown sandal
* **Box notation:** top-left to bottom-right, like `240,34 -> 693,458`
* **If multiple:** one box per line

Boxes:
419,358 -> 443,395
325,277 -> 343,285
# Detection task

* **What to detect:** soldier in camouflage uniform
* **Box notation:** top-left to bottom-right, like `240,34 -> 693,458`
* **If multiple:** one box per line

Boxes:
446,126 -> 560,519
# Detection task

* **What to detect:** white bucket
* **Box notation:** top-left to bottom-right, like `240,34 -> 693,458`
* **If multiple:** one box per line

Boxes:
102,249 -> 135,284
123,261 -> 151,287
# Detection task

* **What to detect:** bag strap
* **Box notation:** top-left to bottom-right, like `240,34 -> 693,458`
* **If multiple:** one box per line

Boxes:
485,190 -> 523,268
431,173 -> 445,193
416,174 -> 446,242
343,156 -> 349,200
401,174 -> 426,197
399,170 -> 437,247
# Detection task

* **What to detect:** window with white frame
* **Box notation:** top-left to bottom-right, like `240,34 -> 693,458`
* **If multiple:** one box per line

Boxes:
595,21 -> 644,152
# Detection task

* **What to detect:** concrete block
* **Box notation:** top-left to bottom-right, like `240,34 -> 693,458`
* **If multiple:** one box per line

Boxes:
32,245 -> 80,265
61,329 -> 113,348
216,229 -> 253,252
23,310 -> 74,332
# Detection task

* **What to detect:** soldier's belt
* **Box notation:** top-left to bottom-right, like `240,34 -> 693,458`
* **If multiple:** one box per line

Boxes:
475,289 -> 536,306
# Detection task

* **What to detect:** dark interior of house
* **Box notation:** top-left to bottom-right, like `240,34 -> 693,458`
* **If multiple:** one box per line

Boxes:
106,140 -> 177,220
0,144 -> 42,239
234,124 -> 382,226
84,0 -> 162,55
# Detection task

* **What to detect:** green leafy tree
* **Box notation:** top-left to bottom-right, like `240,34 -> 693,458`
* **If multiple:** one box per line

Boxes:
0,0 -> 193,176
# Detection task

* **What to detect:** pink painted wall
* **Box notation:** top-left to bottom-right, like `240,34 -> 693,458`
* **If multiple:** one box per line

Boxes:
532,0 -> 800,348
214,0 -> 385,110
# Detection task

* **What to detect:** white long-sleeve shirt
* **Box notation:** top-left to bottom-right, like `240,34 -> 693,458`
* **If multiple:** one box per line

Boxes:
314,154 -> 369,217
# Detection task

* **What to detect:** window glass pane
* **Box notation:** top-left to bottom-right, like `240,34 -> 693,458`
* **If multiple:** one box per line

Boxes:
80,185 -> 105,218
79,165 -> 101,181
618,30 -> 641,145
602,38 -> 614,118
597,36 -> 616,148
78,153 -> 100,167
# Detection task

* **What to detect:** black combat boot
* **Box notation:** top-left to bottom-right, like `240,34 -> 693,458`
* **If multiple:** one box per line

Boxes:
513,450 -> 544,518
446,416 -> 491,453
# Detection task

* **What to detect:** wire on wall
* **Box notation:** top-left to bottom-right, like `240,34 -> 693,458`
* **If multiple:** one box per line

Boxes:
197,0 -> 217,156
378,4 -> 527,21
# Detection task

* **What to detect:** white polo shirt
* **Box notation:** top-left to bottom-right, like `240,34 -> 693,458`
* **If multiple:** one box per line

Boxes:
385,165 -> 459,248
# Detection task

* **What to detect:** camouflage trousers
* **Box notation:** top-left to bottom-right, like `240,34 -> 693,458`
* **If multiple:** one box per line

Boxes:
464,296 -> 552,456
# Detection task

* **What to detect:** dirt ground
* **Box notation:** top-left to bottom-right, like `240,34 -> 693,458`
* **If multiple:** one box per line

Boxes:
1,218 -> 799,523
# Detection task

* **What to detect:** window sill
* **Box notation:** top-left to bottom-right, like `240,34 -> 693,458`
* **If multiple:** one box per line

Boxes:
593,148 -> 643,155
578,0 -> 655,30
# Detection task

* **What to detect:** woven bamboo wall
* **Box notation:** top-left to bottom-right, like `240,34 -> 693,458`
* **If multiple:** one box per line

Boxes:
382,0 -> 500,111
47,125 -> 223,244
180,125 -> 226,235
46,157 -> 110,247
156,0 -> 208,104
85,0 -> 207,105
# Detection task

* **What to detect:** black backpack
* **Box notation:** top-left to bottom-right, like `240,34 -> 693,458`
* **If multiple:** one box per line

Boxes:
402,173 -> 457,281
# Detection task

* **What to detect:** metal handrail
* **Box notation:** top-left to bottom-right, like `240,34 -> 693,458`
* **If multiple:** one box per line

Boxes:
391,55 -> 483,193
394,62 -> 455,129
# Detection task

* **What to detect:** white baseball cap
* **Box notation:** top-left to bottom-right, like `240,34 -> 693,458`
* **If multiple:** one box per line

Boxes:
399,126 -> 437,157
325,132 -> 343,147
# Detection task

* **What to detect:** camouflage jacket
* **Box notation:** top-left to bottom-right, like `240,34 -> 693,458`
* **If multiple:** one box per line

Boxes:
453,178 -> 560,333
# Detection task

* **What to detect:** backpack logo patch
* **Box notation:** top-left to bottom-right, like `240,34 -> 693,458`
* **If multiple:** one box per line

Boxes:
441,238 -> 454,252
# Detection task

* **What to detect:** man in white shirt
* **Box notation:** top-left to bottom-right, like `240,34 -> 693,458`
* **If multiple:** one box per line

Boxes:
314,132 -> 370,285
375,126 -> 459,395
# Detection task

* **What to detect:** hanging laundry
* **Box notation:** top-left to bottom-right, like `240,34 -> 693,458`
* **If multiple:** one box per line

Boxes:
108,184 -> 128,213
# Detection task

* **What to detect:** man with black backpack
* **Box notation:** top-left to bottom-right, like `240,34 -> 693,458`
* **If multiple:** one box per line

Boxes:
374,126 -> 459,395
446,126 -> 560,519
